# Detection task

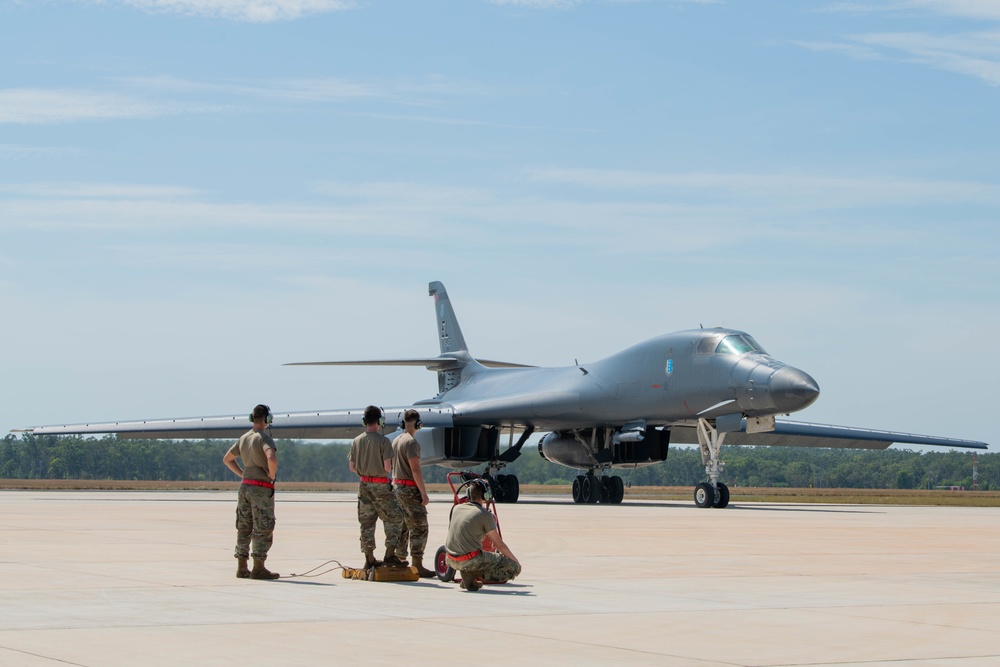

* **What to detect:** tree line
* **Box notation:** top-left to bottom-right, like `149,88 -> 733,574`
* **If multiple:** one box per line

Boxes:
1,433 -> 994,490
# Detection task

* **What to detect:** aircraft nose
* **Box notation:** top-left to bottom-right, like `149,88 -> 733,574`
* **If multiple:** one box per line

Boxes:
769,366 -> 820,413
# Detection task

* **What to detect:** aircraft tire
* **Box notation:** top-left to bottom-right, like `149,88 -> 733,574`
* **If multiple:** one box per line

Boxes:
494,474 -> 508,503
609,476 -> 625,504
712,482 -> 730,508
434,545 -> 455,582
505,475 -> 520,503
572,476 -> 585,503
694,482 -> 715,508
583,475 -> 601,504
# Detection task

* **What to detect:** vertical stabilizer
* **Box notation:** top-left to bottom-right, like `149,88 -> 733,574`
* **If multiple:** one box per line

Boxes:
429,281 -> 468,354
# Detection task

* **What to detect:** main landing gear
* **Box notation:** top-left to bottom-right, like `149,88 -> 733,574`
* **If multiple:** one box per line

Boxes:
693,418 -> 730,508
483,472 -> 520,504
571,471 -> 625,504
480,425 -> 535,504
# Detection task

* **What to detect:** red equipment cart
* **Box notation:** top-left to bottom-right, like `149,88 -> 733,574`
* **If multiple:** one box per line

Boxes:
433,471 -> 508,585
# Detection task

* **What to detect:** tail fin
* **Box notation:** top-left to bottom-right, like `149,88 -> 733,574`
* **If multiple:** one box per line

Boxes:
429,281 -> 468,355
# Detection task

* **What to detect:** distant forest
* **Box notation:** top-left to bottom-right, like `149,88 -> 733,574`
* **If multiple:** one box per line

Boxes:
2,433 -> 994,490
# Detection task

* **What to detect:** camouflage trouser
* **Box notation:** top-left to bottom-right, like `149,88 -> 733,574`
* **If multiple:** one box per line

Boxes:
447,551 -> 521,583
394,485 -> 428,560
358,481 -> 404,555
235,483 -> 275,561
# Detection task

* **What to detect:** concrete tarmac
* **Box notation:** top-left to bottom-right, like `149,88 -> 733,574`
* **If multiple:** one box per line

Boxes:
1,490 -> 998,666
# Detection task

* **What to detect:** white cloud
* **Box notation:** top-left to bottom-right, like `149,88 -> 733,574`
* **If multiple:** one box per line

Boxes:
527,167 -> 1000,208
907,0 -> 1000,21
0,75 -> 489,125
0,144 -> 77,159
488,0 -> 581,8
0,88 -> 163,124
808,2 -> 1000,85
0,182 -> 203,198
100,0 -> 354,22
854,30 -> 1000,85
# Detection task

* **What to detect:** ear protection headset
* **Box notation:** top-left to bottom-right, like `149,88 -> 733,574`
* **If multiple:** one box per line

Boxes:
464,477 -> 492,502
400,417 -> 423,430
361,406 -> 385,428
249,404 -> 273,425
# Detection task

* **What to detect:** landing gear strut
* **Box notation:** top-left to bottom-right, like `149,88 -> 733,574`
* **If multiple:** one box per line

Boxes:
482,425 -> 534,504
694,418 -> 730,509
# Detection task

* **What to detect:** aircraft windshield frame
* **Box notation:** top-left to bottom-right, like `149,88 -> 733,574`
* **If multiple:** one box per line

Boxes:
715,334 -> 767,356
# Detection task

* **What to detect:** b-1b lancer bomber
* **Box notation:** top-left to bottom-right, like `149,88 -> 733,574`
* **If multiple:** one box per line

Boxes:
16,282 -> 988,508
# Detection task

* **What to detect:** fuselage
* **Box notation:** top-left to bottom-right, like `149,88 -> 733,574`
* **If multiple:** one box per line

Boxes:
437,328 -> 819,429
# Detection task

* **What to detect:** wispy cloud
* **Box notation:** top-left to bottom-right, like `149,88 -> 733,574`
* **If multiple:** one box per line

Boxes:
88,0 -> 354,22
805,2 -> 1000,85
0,144 -> 78,159
527,167 -> 1000,208
853,30 -> 1000,84
0,74 -> 492,125
488,0 -> 581,8
3,172 -> 997,258
905,1 -> 1000,21
0,182 -> 203,199
0,88 -> 165,124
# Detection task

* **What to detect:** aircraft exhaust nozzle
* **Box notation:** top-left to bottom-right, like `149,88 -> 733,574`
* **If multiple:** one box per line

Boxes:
768,367 -> 820,413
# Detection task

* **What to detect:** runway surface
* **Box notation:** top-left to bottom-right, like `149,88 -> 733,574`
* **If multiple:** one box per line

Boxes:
1,490 -> 998,666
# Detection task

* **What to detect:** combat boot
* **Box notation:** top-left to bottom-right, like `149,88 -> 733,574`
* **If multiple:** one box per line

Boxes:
459,570 -> 483,591
412,556 -> 435,579
236,557 -> 250,579
250,558 -> 279,580
382,547 -> 408,567
363,550 -> 380,569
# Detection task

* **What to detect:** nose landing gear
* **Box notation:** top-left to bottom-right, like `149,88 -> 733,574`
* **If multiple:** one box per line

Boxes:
694,418 -> 731,509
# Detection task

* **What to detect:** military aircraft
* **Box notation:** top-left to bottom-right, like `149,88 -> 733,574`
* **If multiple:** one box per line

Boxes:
15,281 -> 988,508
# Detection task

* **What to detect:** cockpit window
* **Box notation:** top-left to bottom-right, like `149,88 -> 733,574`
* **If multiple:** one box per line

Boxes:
715,334 -> 766,356
698,335 -> 724,354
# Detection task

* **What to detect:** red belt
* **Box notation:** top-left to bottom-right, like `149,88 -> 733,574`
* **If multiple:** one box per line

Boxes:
361,476 -> 390,484
395,479 -> 417,487
242,479 -> 274,489
448,549 -> 481,562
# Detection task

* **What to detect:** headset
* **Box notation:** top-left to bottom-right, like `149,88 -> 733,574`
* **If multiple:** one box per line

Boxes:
400,412 -> 423,430
249,404 -> 273,425
459,477 -> 491,503
361,406 -> 385,428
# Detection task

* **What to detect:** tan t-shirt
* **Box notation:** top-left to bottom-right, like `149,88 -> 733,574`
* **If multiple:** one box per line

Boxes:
391,432 -> 421,481
349,431 -> 393,478
227,429 -> 276,482
445,501 -> 496,556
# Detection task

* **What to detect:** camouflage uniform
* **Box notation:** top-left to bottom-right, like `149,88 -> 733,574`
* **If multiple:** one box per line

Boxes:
349,431 -> 404,555
392,431 -> 428,561
235,483 -> 275,560
445,500 -> 520,583
357,481 -> 404,553
447,550 -> 521,583
228,429 -> 277,561
394,485 -> 428,561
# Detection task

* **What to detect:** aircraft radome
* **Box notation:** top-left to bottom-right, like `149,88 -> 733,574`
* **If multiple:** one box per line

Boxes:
14,281 -> 989,508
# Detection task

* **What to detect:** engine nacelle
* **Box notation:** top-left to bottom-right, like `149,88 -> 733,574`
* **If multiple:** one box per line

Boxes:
415,425 -> 500,468
538,427 -> 670,469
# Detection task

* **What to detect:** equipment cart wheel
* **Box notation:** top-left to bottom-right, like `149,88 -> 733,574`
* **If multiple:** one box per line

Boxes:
434,545 -> 455,582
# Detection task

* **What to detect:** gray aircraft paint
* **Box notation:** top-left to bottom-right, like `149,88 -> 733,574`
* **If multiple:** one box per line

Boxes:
15,281 -> 988,503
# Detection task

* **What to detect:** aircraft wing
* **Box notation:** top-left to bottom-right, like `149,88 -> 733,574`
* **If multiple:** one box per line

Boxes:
669,419 -> 988,450
14,406 -> 455,441
284,358 -> 536,369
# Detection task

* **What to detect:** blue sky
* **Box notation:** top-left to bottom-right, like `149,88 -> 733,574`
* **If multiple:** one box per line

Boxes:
1,0 -> 997,452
